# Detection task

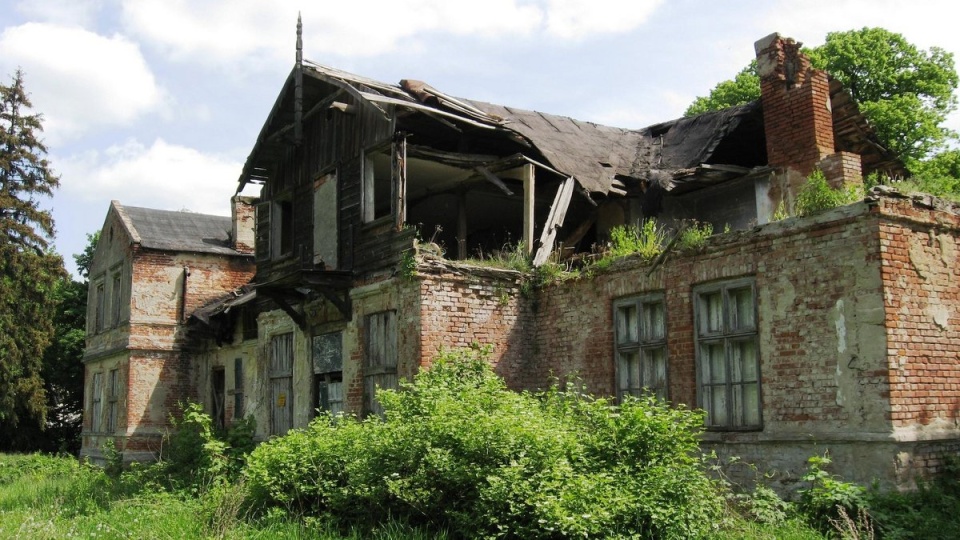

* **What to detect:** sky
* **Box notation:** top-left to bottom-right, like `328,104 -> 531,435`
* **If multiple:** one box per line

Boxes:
2,0 -> 959,277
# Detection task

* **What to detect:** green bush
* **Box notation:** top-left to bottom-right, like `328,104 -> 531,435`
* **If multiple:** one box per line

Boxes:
797,453 -> 868,533
245,346 -> 724,538
677,220 -> 714,251
608,219 -> 667,260
794,170 -> 865,217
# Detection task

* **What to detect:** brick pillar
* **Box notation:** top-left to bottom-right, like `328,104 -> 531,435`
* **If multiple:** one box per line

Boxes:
755,33 -> 835,177
232,196 -> 257,255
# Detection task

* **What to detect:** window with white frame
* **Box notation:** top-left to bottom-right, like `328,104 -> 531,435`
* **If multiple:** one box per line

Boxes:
94,280 -> 105,333
694,278 -> 761,429
614,293 -> 668,401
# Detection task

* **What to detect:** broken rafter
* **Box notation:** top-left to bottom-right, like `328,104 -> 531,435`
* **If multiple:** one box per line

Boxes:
533,176 -> 576,266
474,166 -> 514,196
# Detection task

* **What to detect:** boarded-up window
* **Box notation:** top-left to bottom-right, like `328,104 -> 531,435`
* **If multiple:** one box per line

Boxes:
106,369 -> 119,433
212,368 -> 225,431
615,294 -> 668,401
364,311 -> 398,416
233,357 -> 244,419
269,333 -> 294,435
90,373 -> 103,432
111,271 -> 122,327
94,281 -> 105,333
694,279 -> 761,430
313,171 -> 339,269
313,332 -> 344,415
255,202 -> 271,261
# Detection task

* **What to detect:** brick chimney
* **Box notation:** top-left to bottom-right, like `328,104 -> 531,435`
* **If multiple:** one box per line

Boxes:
755,33 -> 862,209
231,195 -> 257,255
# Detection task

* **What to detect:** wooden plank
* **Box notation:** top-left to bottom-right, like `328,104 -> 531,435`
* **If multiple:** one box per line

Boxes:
533,176 -> 575,266
475,166 -> 515,196
522,164 -> 535,255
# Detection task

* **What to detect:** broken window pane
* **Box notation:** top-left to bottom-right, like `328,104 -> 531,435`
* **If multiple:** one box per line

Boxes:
614,294 -> 668,401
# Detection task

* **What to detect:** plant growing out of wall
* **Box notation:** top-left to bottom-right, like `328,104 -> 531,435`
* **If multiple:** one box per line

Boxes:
677,220 -> 714,251
790,170 -> 866,218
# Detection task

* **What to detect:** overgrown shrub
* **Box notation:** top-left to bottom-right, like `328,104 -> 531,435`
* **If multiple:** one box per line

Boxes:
608,219 -> 666,260
160,402 -> 256,489
245,346 -> 724,538
797,453 -> 868,533
677,220 -> 714,251
794,170 -> 865,217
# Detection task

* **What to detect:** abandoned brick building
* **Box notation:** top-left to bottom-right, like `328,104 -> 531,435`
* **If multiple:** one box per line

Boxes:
81,31 -> 960,489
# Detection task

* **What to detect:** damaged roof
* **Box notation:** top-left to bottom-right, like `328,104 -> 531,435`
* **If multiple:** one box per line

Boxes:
239,59 -> 901,196
115,202 -> 244,256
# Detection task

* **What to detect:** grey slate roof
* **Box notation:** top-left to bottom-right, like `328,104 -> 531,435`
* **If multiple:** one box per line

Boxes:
120,204 -> 241,256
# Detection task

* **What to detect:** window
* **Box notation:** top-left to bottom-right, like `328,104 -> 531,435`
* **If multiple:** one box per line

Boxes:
212,367 -> 226,431
233,357 -> 244,420
269,333 -> 294,435
94,281 -> 105,333
313,331 -> 344,415
273,199 -> 294,258
313,171 -> 339,269
364,311 -> 398,415
111,271 -> 122,327
694,278 -> 761,429
363,147 -> 393,222
106,369 -> 119,433
614,294 -> 668,400
90,372 -> 103,432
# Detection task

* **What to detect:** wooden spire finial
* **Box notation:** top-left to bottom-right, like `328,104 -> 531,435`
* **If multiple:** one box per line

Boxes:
294,14 -> 303,145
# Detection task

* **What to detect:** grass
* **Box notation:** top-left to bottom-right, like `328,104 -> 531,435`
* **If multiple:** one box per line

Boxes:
4,450 -> 960,539
0,453 -> 446,539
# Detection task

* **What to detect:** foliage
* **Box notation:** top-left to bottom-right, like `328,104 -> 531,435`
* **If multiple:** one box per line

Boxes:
608,219 -> 667,260
686,28 -> 959,166
867,457 -> 960,540
245,345 -> 725,538
807,28 -> 958,164
685,62 -> 760,116
677,220 -> 714,251
159,402 -> 256,489
893,148 -> 960,201
794,170 -> 865,217
797,453 -> 868,533
461,240 -> 532,273
0,70 -> 67,444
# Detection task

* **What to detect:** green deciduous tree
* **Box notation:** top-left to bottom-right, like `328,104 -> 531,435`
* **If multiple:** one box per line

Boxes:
0,69 -> 67,447
686,28 -> 959,167
685,62 -> 760,117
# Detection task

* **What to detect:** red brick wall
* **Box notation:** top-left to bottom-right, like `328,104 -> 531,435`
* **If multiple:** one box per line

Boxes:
416,260 -> 535,388
877,196 -> 960,431
532,203 -> 891,438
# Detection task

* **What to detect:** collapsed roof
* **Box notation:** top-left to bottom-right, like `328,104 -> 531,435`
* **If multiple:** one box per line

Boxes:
237,60 -> 903,198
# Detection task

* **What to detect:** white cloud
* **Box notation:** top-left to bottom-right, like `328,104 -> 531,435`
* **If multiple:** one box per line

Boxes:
543,0 -> 663,40
58,139 -> 243,216
0,23 -> 164,144
13,0 -> 106,28
120,0 -> 662,64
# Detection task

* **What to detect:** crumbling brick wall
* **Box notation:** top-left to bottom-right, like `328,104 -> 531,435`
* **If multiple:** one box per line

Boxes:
415,258 -> 535,388
877,195 -> 960,440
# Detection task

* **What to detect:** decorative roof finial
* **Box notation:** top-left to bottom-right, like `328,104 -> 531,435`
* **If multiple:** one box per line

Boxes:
296,12 -> 303,66
294,13 -> 303,146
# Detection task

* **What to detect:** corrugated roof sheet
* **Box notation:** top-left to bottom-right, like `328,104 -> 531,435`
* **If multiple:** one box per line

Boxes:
122,205 -> 240,255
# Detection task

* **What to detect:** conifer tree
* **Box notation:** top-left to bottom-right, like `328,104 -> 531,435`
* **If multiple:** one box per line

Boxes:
0,69 -> 66,444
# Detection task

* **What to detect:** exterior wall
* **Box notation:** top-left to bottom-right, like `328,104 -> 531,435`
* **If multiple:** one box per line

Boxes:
415,259 -> 535,388
533,202 -> 905,488
82,204 -> 256,462
877,195 -> 960,482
